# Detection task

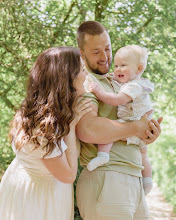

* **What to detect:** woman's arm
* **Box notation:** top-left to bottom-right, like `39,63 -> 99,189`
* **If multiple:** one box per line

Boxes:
41,99 -> 92,183
41,125 -> 78,183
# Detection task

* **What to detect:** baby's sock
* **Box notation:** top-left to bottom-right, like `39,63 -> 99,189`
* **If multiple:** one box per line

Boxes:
143,177 -> 153,195
87,152 -> 110,171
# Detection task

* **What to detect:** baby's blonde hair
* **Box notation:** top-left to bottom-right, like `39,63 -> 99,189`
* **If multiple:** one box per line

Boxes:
117,45 -> 148,73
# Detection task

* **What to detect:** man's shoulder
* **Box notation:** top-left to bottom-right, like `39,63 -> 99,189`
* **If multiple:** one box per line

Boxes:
84,73 -> 101,92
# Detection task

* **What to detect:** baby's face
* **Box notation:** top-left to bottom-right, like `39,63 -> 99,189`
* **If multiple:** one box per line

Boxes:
114,51 -> 139,83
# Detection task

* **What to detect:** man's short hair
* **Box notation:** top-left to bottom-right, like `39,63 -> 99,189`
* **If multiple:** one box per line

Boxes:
77,21 -> 107,50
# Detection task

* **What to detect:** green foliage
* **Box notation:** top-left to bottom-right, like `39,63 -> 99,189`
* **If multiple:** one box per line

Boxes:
0,0 -> 176,216
148,117 -> 176,212
0,0 -> 175,118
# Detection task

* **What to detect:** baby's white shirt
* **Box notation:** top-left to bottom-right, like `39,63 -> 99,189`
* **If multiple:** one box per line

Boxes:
117,77 -> 154,121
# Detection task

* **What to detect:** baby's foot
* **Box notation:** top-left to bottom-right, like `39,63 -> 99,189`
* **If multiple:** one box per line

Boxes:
143,177 -> 153,195
87,152 -> 110,171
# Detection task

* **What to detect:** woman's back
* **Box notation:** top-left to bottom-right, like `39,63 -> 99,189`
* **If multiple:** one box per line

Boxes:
0,46 -> 91,220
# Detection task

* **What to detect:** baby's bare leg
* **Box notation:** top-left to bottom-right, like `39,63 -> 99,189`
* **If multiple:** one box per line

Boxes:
140,146 -> 152,177
97,143 -> 113,153
87,143 -> 113,171
140,146 -> 153,195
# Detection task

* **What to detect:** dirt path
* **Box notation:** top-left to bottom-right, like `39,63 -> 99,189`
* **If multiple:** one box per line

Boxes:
146,183 -> 176,220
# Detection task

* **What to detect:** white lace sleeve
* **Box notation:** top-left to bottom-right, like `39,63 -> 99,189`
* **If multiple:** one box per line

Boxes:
44,138 -> 68,159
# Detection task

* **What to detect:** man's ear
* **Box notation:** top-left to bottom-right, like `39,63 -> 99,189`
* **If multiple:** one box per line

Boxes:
80,50 -> 85,60
137,64 -> 143,74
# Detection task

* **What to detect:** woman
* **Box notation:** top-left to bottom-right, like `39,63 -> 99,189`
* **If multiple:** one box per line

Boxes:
0,46 -> 91,219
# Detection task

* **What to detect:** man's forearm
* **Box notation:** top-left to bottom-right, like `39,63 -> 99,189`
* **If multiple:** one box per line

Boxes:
76,104 -> 161,145
76,113 -> 138,144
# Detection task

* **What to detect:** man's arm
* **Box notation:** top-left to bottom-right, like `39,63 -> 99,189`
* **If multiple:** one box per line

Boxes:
76,104 -> 162,145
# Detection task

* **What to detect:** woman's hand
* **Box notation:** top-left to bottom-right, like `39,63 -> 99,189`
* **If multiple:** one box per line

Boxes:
71,98 -> 92,127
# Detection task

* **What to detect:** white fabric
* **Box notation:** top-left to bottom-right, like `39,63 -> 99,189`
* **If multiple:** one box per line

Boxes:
143,177 -> 153,195
0,137 -> 74,220
117,78 -> 154,147
118,77 -> 154,121
87,152 -> 110,171
13,136 -> 68,159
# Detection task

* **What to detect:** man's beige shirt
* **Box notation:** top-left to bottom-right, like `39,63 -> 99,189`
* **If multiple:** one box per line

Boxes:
80,72 -> 143,177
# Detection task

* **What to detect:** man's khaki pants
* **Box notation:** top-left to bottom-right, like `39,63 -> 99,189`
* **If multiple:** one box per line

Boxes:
76,169 -> 149,220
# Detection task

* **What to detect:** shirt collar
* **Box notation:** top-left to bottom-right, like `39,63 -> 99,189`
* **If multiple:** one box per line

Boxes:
88,71 -> 113,81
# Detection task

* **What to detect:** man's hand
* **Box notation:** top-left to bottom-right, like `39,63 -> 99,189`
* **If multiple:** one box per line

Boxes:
143,117 -> 163,144
136,111 -> 163,144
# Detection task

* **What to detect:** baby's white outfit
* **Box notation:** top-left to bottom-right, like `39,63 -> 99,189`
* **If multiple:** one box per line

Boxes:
117,77 -> 154,147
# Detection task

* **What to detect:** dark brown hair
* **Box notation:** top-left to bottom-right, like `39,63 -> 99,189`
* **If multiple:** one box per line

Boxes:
9,46 -> 81,157
77,21 -> 107,50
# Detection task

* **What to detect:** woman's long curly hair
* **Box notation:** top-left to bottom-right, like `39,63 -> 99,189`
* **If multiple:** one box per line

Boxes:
9,46 -> 81,156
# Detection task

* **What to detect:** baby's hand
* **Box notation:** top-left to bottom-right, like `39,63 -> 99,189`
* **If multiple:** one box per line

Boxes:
109,72 -> 114,77
89,82 -> 100,94
112,73 -> 118,81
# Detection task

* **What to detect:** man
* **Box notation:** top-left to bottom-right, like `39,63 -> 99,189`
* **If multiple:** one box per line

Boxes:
76,21 -> 162,220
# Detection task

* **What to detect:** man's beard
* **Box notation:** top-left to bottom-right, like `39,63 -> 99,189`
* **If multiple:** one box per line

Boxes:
85,56 -> 111,75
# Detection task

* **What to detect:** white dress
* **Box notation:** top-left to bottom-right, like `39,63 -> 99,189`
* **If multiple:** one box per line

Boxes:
0,137 -> 74,220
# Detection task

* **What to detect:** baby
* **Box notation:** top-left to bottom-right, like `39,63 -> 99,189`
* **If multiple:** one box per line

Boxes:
87,45 -> 154,195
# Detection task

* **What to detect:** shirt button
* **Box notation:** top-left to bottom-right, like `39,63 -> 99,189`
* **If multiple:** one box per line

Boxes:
130,107 -> 133,110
